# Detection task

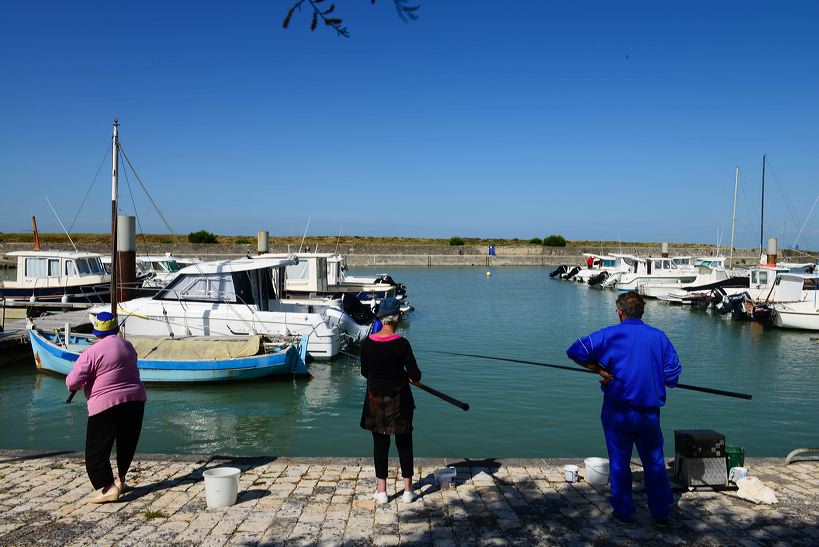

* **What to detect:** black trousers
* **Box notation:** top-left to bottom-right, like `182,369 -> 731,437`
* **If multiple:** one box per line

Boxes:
372,431 -> 414,479
85,401 -> 145,489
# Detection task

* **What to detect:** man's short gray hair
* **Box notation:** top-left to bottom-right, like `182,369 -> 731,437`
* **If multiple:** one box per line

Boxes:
381,313 -> 400,326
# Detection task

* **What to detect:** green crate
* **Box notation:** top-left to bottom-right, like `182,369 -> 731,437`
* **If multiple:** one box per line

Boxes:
726,445 -> 745,471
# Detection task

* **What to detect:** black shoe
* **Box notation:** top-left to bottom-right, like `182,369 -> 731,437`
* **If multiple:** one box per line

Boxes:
611,510 -> 633,524
652,514 -> 670,526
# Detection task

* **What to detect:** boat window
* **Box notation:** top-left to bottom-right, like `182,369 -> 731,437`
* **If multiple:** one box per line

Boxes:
157,274 -> 236,302
48,259 -> 60,277
602,260 -> 615,267
758,271 -> 768,285
65,260 -> 78,275
164,261 -> 181,272
76,259 -> 91,275
804,278 -> 818,291
24,258 -> 47,278
151,261 -> 167,272
286,261 -> 310,281
87,258 -> 102,274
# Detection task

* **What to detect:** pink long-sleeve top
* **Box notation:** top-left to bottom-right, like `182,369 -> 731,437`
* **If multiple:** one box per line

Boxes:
66,335 -> 147,416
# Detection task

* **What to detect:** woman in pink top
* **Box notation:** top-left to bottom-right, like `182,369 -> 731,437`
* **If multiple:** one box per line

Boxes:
66,312 -> 147,504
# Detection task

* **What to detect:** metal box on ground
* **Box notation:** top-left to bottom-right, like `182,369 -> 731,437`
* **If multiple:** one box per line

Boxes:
673,429 -> 728,487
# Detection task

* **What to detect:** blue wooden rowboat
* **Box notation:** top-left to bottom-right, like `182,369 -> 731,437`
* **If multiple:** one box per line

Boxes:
29,329 -> 309,384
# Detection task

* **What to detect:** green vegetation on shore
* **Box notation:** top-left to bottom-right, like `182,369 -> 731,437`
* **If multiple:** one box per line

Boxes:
0,231 -> 731,249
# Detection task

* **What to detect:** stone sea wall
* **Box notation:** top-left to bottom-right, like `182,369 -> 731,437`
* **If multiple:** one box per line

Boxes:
0,241 -> 775,268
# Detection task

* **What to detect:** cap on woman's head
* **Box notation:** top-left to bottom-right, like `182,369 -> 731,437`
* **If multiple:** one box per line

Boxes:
375,297 -> 401,318
92,311 -> 120,337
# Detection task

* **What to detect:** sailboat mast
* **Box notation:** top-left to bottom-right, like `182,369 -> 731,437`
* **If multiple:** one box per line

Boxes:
759,154 -> 766,255
110,119 -> 119,322
729,167 -> 738,268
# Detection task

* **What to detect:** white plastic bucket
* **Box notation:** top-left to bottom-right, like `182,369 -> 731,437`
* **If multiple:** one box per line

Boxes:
584,457 -> 610,485
434,467 -> 457,490
203,467 -> 241,508
563,464 -> 579,483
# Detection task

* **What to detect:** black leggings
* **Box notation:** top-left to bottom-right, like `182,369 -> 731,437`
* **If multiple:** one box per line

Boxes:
372,431 -> 414,479
85,401 -> 145,489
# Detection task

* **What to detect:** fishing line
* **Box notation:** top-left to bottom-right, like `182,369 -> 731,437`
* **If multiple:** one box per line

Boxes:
424,350 -> 752,400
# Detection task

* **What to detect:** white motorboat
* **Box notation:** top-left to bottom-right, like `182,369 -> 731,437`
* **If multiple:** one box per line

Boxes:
770,273 -> 819,330
641,257 -> 737,300
257,252 -> 412,313
1,250 -> 110,303
94,256 -> 363,360
607,254 -> 699,292
572,254 -> 624,283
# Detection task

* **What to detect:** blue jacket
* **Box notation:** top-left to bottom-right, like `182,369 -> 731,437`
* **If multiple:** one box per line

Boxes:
566,318 -> 681,409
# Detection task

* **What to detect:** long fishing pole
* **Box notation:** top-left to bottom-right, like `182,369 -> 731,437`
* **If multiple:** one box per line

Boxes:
429,351 -> 752,400
412,381 -> 469,411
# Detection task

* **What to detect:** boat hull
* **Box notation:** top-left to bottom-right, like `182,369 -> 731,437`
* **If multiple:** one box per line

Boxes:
30,330 -> 309,383
0,283 -> 110,302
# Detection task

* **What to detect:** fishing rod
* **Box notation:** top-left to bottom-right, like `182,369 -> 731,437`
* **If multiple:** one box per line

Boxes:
429,351 -> 752,400
411,381 -> 469,411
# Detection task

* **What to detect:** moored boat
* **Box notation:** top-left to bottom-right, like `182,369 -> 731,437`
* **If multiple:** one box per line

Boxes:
29,327 -> 309,383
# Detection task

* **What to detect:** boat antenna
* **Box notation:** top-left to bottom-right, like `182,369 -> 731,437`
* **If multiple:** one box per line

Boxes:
729,166 -> 739,268
298,216 -> 311,253
760,154 -> 766,255
45,196 -> 78,252
335,225 -> 343,253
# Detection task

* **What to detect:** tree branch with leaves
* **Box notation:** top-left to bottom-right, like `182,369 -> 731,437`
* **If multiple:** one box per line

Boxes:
282,0 -> 419,38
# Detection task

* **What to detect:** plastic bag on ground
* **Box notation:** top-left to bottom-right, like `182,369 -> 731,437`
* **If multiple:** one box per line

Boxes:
735,476 -> 778,504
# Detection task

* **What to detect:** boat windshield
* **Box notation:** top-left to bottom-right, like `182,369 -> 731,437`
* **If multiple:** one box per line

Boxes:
156,273 -> 238,303
164,260 -> 182,272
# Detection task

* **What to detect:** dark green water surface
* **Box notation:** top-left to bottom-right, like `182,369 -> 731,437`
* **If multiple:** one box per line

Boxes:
1,267 -> 817,458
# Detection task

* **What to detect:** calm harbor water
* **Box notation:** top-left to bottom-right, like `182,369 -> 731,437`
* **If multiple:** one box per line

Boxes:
1,267 -> 817,458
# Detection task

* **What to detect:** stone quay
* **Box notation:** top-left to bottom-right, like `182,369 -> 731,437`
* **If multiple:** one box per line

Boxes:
0,451 -> 816,546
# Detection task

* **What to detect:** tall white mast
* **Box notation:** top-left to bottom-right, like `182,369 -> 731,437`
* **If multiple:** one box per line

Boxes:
729,166 -> 739,268
110,119 -> 120,322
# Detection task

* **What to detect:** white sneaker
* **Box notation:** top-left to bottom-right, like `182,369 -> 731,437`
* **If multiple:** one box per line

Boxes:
372,491 -> 389,504
401,491 -> 418,503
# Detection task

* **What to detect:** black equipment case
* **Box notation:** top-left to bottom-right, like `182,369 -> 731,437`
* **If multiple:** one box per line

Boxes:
673,429 -> 728,487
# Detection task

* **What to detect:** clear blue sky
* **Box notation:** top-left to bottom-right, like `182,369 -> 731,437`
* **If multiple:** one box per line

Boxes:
2,1 -> 818,249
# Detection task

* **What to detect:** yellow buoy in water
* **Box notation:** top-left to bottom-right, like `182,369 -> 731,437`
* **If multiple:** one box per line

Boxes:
485,271 -> 491,277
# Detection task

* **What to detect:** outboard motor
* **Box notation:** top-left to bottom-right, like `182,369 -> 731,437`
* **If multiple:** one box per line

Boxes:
718,292 -> 751,320
588,271 -> 609,286
549,265 -> 568,278
341,293 -> 376,325
563,266 -> 581,280
752,304 -> 774,325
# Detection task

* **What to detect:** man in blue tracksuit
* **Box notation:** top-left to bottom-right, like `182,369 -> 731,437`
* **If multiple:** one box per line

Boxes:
566,291 -> 681,524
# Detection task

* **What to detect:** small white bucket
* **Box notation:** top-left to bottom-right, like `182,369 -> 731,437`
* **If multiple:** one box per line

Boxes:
584,457 -> 610,485
434,467 -> 457,490
564,464 -> 579,483
203,467 -> 241,508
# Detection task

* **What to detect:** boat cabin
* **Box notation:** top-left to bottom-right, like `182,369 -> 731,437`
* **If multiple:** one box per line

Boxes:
154,257 -> 296,310
773,273 -> 819,302
2,251 -> 107,289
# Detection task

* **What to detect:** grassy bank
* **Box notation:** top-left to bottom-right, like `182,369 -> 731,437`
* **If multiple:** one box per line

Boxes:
0,232 -> 713,249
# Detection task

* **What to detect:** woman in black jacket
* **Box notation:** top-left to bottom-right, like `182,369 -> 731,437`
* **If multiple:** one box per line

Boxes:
360,297 -> 421,504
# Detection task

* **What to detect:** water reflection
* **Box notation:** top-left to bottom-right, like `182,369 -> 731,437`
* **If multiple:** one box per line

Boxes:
1,267 -> 817,457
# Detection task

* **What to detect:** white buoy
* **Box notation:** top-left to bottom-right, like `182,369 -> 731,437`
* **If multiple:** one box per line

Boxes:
485,271 -> 491,277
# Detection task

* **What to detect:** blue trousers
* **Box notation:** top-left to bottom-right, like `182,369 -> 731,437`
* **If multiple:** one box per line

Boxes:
601,401 -> 673,519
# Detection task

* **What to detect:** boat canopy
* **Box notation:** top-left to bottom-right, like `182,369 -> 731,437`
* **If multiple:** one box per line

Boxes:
177,257 -> 296,275
776,273 -> 819,301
